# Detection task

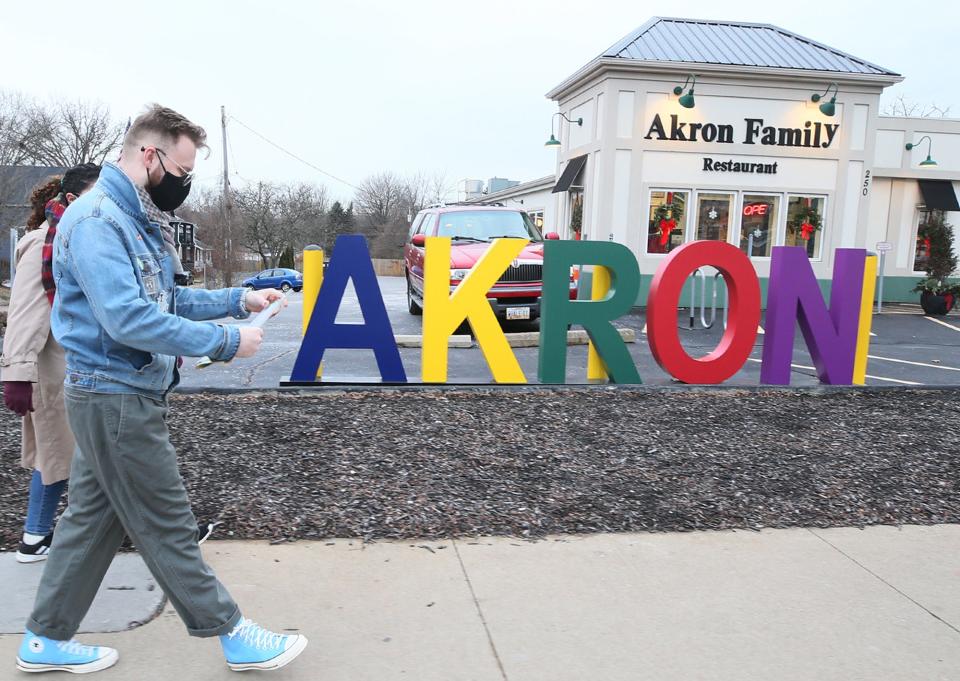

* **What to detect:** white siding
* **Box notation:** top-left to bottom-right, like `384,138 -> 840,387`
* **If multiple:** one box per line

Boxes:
616,91 -> 635,139
611,150 -> 632,243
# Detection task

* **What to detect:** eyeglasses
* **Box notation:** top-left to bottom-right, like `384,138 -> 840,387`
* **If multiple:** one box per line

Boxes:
141,146 -> 195,184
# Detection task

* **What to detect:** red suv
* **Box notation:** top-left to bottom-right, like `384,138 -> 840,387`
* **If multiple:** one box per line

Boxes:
403,204 -> 573,322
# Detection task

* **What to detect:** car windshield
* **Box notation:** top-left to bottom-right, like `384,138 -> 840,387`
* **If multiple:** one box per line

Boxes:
436,211 -> 543,242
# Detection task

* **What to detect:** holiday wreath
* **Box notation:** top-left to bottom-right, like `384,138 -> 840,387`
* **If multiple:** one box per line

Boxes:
653,200 -> 684,246
789,205 -> 822,241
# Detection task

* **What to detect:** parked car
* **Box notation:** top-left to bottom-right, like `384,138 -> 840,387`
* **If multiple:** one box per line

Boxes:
403,204 -> 573,321
242,268 -> 303,292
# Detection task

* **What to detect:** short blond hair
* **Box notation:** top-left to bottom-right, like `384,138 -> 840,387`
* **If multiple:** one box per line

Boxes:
123,103 -> 207,154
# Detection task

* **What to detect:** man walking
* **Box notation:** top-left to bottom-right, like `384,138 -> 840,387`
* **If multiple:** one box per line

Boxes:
15,104 -> 307,674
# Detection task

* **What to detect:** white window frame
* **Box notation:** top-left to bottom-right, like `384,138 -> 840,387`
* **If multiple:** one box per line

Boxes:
692,189 -> 737,245
784,193 -> 828,261
739,192 -> 783,260
644,187 -> 693,256
911,206 -> 942,275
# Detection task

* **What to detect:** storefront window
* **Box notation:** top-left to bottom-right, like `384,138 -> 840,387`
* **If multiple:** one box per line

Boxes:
913,209 -> 944,272
695,192 -> 734,242
569,192 -> 583,240
527,210 -> 545,231
739,194 -> 779,257
647,190 -> 687,254
785,195 -> 826,259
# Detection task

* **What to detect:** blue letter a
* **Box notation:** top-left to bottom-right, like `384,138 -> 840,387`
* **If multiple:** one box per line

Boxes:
290,235 -> 407,382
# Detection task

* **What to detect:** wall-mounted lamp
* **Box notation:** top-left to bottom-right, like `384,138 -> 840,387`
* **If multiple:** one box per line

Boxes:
672,75 -> 696,109
810,83 -> 839,117
906,135 -> 938,167
545,112 -> 583,149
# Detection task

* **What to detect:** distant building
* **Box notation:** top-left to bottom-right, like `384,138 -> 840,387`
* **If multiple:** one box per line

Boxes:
468,175 -> 556,233
0,165 -> 67,281
487,177 -> 520,194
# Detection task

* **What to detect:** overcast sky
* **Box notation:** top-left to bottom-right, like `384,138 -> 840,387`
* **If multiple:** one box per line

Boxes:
2,0 -> 957,203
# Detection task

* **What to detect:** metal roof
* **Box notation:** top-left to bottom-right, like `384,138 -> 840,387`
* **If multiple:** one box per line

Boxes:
601,17 -> 899,76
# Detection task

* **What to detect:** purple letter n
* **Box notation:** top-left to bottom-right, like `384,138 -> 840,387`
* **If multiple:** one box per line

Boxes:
760,247 -> 866,385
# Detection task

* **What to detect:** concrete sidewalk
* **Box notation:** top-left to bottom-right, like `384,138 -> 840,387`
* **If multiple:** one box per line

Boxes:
0,525 -> 958,680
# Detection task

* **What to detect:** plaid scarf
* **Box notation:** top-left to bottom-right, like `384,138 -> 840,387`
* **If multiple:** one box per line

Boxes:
41,198 -> 67,306
134,184 -> 176,246
135,183 -> 189,281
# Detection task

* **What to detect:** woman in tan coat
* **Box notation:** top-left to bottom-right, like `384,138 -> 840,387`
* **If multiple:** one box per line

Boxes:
1,164 -> 100,562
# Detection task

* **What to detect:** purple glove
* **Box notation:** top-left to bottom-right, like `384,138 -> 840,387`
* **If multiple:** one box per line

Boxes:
3,381 -> 34,417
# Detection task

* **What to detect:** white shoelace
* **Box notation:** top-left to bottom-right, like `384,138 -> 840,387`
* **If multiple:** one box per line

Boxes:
198,521 -> 222,545
226,618 -> 285,651
56,640 -> 97,657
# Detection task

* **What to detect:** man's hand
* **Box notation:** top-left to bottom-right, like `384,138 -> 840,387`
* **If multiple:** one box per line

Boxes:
245,289 -> 287,316
235,327 -> 264,359
3,381 -> 34,417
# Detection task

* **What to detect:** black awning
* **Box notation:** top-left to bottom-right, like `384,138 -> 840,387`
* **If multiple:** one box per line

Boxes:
918,180 -> 960,211
552,155 -> 588,194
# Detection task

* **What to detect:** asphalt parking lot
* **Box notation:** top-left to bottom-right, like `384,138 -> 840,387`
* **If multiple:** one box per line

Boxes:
177,276 -> 960,389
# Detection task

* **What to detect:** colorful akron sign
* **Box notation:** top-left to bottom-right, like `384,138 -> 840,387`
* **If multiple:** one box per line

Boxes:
289,234 -> 878,386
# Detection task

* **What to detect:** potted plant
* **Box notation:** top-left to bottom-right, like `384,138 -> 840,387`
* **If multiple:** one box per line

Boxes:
913,211 -> 960,316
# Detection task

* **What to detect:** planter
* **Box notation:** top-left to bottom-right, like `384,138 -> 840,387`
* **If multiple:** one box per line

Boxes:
920,290 -> 955,316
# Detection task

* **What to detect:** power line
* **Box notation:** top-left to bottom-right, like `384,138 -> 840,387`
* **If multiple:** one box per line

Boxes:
227,131 -> 240,178
226,115 -> 360,191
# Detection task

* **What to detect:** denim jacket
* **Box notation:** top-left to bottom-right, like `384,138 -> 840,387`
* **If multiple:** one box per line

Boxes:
51,162 -> 248,398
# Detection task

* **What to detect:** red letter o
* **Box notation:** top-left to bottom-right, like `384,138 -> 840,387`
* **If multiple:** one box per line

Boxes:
647,241 -> 761,383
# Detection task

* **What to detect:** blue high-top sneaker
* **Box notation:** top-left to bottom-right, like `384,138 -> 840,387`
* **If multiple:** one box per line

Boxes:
219,617 -> 307,672
16,630 -> 118,674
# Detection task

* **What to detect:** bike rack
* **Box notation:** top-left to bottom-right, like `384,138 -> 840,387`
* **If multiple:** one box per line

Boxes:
685,268 -> 728,330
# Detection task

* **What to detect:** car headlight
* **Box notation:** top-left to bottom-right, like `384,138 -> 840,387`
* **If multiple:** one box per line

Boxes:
451,269 -> 470,281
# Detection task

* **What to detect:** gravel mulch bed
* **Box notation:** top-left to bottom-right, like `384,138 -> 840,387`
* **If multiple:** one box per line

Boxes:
1,387 -> 958,548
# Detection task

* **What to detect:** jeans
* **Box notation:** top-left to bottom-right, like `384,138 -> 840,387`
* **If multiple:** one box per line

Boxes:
24,470 -> 67,536
27,389 -> 241,640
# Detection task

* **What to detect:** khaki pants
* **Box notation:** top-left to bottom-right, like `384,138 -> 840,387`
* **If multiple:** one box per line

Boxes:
27,389 -> 241,640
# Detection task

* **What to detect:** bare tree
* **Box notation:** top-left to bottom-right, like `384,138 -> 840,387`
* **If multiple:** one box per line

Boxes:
279,182 -> 328,252
234,182 -> 282,269
0,92 -> 41,210
355,171 -> 407,225
882,95 -> 951,118
23,99 -> 124,166
0,91 -> 36,167
234,181 -> 329,269
353,170 -> 452,259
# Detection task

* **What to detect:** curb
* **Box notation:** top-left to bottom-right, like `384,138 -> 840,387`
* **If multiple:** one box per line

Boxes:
185,383 -> 960,395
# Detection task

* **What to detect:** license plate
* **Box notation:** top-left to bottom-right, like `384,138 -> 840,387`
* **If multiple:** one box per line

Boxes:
506,307 -> 531,320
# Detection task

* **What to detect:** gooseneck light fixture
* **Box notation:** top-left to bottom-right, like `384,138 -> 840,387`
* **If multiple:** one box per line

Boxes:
905,135 -> 938,167
811,83 -> 839,117
673,74 -> 696,109
545,112 -> 583,149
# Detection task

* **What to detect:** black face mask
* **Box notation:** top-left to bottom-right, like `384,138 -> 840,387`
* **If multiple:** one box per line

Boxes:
145,149 -> 192,211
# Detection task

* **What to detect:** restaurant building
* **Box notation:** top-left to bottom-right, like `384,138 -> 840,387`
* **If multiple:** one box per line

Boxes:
480,17 -> 960,303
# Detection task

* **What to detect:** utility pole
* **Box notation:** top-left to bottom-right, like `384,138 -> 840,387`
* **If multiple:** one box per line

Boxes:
221,105 -> 234,287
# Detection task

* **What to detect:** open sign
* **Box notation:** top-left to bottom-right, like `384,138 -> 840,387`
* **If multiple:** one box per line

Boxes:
743,203 -> 769,217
